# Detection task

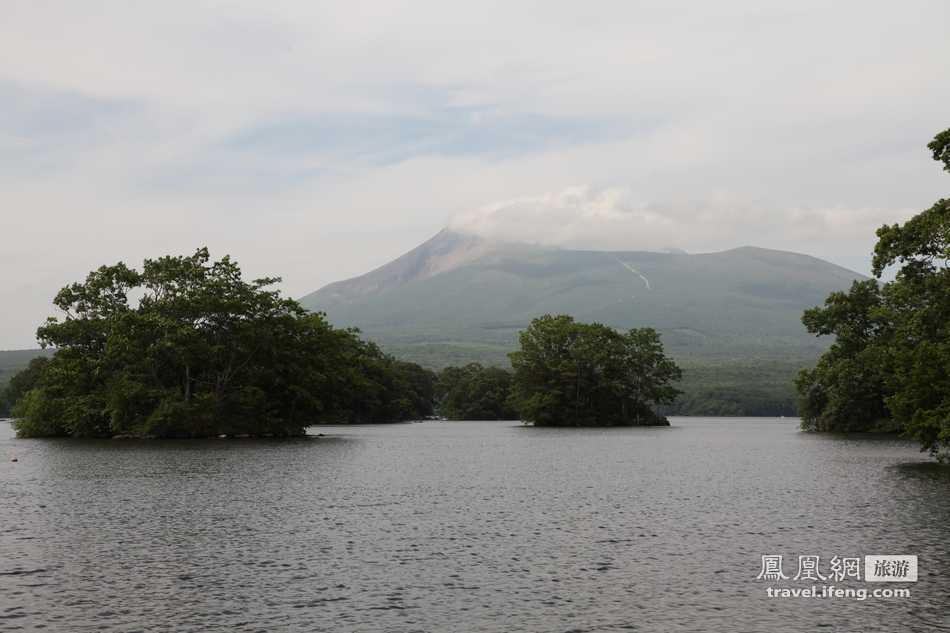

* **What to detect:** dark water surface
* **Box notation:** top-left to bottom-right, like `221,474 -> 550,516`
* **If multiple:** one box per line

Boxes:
1,418 -> 947,632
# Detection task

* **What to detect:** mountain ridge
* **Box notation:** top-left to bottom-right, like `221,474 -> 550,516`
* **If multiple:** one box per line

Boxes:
304,230 -> 863,307
301,229 -> 864,365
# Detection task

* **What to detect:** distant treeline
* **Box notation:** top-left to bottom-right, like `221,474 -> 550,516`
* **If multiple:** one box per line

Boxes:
3,354 -> 809,425
3,353 -> 807,422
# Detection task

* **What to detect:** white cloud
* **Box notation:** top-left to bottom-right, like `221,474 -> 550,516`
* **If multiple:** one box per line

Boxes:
449,186 -> 918,258
450,187 -> 676,250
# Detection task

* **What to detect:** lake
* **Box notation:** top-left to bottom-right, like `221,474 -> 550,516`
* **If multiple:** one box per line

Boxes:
1,418 -> 947,632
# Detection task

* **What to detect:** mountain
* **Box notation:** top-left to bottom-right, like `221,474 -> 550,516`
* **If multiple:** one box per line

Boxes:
301,229 -> 864,366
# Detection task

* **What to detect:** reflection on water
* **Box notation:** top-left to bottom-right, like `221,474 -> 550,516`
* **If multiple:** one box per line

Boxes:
1,418 -> 947,632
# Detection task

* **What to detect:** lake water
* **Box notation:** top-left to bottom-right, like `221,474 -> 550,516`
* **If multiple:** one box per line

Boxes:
1,418 -> 947,632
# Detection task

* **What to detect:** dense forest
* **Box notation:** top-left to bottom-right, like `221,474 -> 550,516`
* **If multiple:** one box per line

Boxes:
434,363 -> 518,420
797,127 -> 950,461
2,347 -> 809,420
2,349 -> 811,421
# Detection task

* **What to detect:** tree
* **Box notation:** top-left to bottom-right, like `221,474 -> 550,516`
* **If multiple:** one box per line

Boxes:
331,338 -> 436,423
928,128 -> 950,172
435,363 -> 518,420
796,280 -> 893,432
508,315 -> 681,426
798,127 -> 950,460
13,248 -> 435,438
870,167 -> 950,459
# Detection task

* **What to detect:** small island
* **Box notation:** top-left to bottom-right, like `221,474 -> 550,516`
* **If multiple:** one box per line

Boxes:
9,249 -> 435,438
508,315 -> 681,426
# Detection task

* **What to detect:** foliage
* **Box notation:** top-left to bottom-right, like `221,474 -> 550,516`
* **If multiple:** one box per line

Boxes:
435,363 -> 518,420
795,280 -> 893,432
798,127 -> 950,460
3,347 -> 812,420
331,340 -> 436,423
928,129 -> 950,172
381,342 -> 815,416
11,249 -> 434,438
508,315 -> 681,426
871,191 -> 950,458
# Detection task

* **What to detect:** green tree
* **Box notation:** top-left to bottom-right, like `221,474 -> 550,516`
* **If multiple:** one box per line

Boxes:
435,363 -> 518,420
798,127 -> 950,460
928,128 -> 950,171
870,169 -> 950,459
13,248 -> 434,438
332,338 -> 435,423
796,280 -> 893,432
508,315 -> 681,426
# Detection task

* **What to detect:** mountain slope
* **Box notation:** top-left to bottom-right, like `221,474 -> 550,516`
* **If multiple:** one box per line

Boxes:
301,230 -> 864,365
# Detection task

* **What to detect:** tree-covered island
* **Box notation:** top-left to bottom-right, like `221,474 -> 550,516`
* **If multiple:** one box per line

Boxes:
508,315 -> 681,426
11,249 -> 434,438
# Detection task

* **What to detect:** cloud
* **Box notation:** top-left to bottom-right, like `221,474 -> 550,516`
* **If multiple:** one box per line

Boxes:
450,185 -> 918,258
451,187 -> 676,250
0,81 -> 142,178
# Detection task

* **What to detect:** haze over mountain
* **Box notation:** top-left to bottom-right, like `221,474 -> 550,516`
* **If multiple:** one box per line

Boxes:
301,229 -> 865,368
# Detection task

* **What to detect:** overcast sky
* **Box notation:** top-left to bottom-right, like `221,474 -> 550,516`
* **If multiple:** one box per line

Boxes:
1,1 -> 948,348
